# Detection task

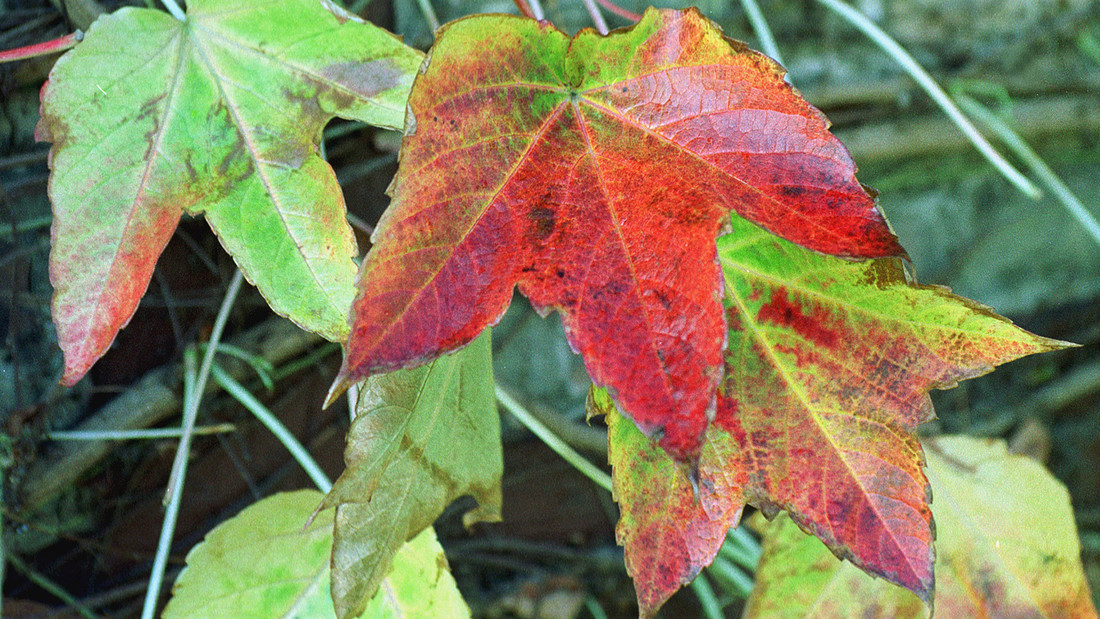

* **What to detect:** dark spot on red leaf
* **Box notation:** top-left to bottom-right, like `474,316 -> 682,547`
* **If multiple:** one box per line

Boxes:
757,288 -> 838,349
529,205 -> 555,239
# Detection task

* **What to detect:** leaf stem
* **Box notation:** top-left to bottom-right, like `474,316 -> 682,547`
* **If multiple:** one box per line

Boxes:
210,363 -> 333,493
0,31 -> 82,64
495,385 -> 613,493
737,0 -> 784,66
593,0 -> 639,22
580,0 -> 609,35
954,93 -> 1100,250
142,269 -> 243,619
160,0 -> 185,21
812,0 -> 1042,199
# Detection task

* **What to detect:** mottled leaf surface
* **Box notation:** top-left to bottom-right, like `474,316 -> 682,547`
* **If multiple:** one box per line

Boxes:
320,331 -> 500,619
596,389 -> 742,616
334,7 -> 903,461
38,0 -> 423,384
745,436 -> 1097,619
711,216 -> 1064,602
164,490 -> 468,619
925,436 -> 1097,618
744,512 -> 929,619
603,215 -> 1065,612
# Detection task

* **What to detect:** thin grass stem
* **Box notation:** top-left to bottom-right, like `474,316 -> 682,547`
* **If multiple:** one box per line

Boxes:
160,0 -> 185,21
48,425 -> 237,441
526,0 -> 545,21
738,0 -> 784,66
415,0 -> 440,32
955,93 -> 1100,249
706,554 -> 754,599
495,385 -> 613,493
210,363 -> 332,493
811,0 -> 1041,199
7,554 -> 97,619
689,573 -> 724,619
142,270 -> 243,619
581,0 -> 609,35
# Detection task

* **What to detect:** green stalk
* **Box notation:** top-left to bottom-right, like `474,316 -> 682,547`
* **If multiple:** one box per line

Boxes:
812,0 -> 1041,199
415,0 -> 440,32
210,364 -> 332,493
724,525 -> 761,570
738,0 -> 784,66
7,554 -> 97,619
707,554 -> 754,599
47,425 -> 236,441
160,0 -> 185,21
494,385 -> 613,493
689,573 -> 724,619
142,269 -> 243,619
954,93 -> 1100,249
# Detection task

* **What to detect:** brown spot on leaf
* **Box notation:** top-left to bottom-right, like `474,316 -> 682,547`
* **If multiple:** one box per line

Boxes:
529,205 -> 555,239
320,58 -> 405,100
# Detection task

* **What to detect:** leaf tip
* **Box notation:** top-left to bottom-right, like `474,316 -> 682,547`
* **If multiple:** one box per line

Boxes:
323,374 -> 352,409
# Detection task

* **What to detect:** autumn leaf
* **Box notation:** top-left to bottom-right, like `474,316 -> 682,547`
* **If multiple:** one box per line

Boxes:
599,214 -> 1066,614
595,389 -> 742,615
319,330 -> 500,619
332,7 -> 904,462
744,436 -> 1097,619
164,490 -> 470,619
37,0 -> 423,384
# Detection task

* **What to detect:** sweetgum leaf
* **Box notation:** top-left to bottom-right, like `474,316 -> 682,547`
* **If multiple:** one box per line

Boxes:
709,215 -> 1066,603
333,7 -> 904,461
319,330 -> 500,619
745,436 -> 1097,618
164,490 -> 469,619
595,389 -> 742,616
924,436 -> 1097,618
37,0 -> 423,384
600,214 -> 1067,613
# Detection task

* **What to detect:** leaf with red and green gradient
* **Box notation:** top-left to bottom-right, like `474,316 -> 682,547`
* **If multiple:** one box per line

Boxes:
708,215 -> 1068,603
594,388 -> 744,616
318,330 -> 500,619
744,436 -> 1097,618
332,7 -> 904,462
600,214 -> 1067,614
38,0 -> 422,384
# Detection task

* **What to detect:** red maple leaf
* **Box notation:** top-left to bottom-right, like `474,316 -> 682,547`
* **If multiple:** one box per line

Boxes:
332,8 -> 903,460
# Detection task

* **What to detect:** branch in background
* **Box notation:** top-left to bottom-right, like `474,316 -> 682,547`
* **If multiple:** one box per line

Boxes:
18,318 -> 326,513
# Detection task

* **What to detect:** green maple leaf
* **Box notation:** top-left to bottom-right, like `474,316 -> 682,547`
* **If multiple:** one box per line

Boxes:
37,0 -> 423,384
